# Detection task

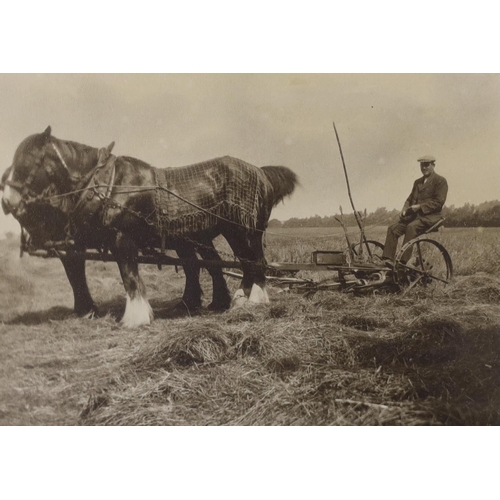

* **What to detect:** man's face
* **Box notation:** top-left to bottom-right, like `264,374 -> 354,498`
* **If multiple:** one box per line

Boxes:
420,162 -> 435,177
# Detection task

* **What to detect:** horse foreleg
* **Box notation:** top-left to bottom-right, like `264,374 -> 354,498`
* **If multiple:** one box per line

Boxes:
60,252 -> 97,317
176,244 -> 203,311
197,240 -> 231,311
113,233 -> 153,328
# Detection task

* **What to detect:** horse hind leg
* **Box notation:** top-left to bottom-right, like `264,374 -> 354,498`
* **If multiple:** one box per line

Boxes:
113,232 -> 153,328
176,243 -> 203,312
247,230 -> 269,305
196,239 -> 231,311
223,229 -> 269,308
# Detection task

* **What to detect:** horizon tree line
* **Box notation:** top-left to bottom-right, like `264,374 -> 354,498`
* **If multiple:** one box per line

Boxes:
269,200 -> 500,229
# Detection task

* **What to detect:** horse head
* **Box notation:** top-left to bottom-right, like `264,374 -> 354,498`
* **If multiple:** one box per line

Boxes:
1,127 -> 113,246
3,127 -> 56,213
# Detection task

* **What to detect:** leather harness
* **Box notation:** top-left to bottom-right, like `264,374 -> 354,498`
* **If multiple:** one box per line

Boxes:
5,141 -> 116,250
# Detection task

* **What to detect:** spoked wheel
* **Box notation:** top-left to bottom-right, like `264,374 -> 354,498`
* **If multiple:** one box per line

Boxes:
349,240 -> 385,264
395,238 -> 453,291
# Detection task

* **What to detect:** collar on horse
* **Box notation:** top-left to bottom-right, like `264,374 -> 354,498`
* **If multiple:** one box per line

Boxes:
71,151 -> 117,221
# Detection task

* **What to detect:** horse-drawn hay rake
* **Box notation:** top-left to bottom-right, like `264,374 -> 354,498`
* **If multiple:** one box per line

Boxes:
24,214 -> 453,297
225,215 -> 452,296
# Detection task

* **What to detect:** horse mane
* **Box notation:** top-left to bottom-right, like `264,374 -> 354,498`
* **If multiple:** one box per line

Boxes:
52,136 -> 99,176
260,166 -> 299,207
120,155 -> 152,169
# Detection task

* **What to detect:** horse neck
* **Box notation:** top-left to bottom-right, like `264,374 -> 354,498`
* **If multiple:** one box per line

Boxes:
51,137 -> 99,179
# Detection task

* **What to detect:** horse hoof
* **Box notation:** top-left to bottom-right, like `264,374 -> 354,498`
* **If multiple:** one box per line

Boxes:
180,300 -> 202,310
120,295 -> 153,328
231,289 -> 248,308
75,305 -> 97,318
208,304 -> 231,312
248,284 -> 270,304
208,299 -> 232,311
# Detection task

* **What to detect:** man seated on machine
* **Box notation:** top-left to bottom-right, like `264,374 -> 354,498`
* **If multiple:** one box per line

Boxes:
382,155 -> 448,266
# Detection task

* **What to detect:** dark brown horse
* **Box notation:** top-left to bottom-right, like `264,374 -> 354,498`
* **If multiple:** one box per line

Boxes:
1,127 -> 298,327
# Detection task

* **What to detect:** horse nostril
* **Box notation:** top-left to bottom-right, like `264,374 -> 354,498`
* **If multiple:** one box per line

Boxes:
1,197 -> 11,215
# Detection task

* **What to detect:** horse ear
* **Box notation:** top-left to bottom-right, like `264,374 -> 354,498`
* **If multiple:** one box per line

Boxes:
97,142 -> 115,167
43,126 -> 52,139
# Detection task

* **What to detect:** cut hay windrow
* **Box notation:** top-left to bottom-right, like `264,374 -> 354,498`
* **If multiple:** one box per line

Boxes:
446,273 -> 500,304
128,311 -> 317,373
77,286 -> 499,426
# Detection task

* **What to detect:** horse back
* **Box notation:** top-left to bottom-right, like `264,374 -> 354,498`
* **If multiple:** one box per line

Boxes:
151,156 -> 269,235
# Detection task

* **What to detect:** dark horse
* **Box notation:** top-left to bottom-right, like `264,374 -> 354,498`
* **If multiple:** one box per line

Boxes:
1,127 -> 298,327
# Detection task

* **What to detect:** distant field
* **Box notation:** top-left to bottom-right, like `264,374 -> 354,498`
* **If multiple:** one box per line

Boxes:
265,226 -> 500,276
0,226 -> 498,425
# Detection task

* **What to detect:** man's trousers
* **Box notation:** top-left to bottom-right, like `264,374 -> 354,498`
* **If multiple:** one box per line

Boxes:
382,218 -> 431,263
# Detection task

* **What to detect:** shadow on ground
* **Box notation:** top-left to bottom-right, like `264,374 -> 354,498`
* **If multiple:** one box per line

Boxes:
5,306 -> 76,325
3,295 -> 209,325
99,296 -> 207,320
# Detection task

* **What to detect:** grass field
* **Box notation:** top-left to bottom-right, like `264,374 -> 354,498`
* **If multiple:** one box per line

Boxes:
0,226 -> 498,425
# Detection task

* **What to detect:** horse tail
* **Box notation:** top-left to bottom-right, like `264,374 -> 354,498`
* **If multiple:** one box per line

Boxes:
261,166 -> 299,207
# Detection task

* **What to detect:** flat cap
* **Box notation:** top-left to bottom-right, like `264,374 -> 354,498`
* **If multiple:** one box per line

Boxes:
417,155 -> 436,163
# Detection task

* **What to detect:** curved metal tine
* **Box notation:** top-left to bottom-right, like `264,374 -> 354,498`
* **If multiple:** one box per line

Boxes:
402,276 -> 422,294
401,272 -> 424,296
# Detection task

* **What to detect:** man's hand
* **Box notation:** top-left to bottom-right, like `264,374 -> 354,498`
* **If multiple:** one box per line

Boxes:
400,204 -> 421,219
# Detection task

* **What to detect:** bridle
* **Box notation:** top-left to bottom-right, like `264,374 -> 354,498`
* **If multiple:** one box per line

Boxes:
2,142 -> 77,213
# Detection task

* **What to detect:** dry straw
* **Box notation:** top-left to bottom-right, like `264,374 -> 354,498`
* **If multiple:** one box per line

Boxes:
80,286 -> 499,426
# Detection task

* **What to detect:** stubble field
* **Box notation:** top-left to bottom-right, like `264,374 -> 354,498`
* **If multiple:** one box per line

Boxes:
0,226 -> 498,425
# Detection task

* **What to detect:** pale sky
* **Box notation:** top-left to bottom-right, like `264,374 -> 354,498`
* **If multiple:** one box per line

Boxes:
0,73 -> 498,235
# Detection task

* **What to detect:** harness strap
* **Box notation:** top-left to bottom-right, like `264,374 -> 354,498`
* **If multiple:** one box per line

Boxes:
105,159 -> 116,199
51,142 -> 71,175
3,179 -> 25,190
70,154 -> 117,230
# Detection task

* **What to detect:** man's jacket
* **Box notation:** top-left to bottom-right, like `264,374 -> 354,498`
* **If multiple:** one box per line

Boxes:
402,172 -> 448,223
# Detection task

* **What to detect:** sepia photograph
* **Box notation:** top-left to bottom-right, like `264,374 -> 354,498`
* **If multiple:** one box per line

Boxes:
1,73 -> 498,428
